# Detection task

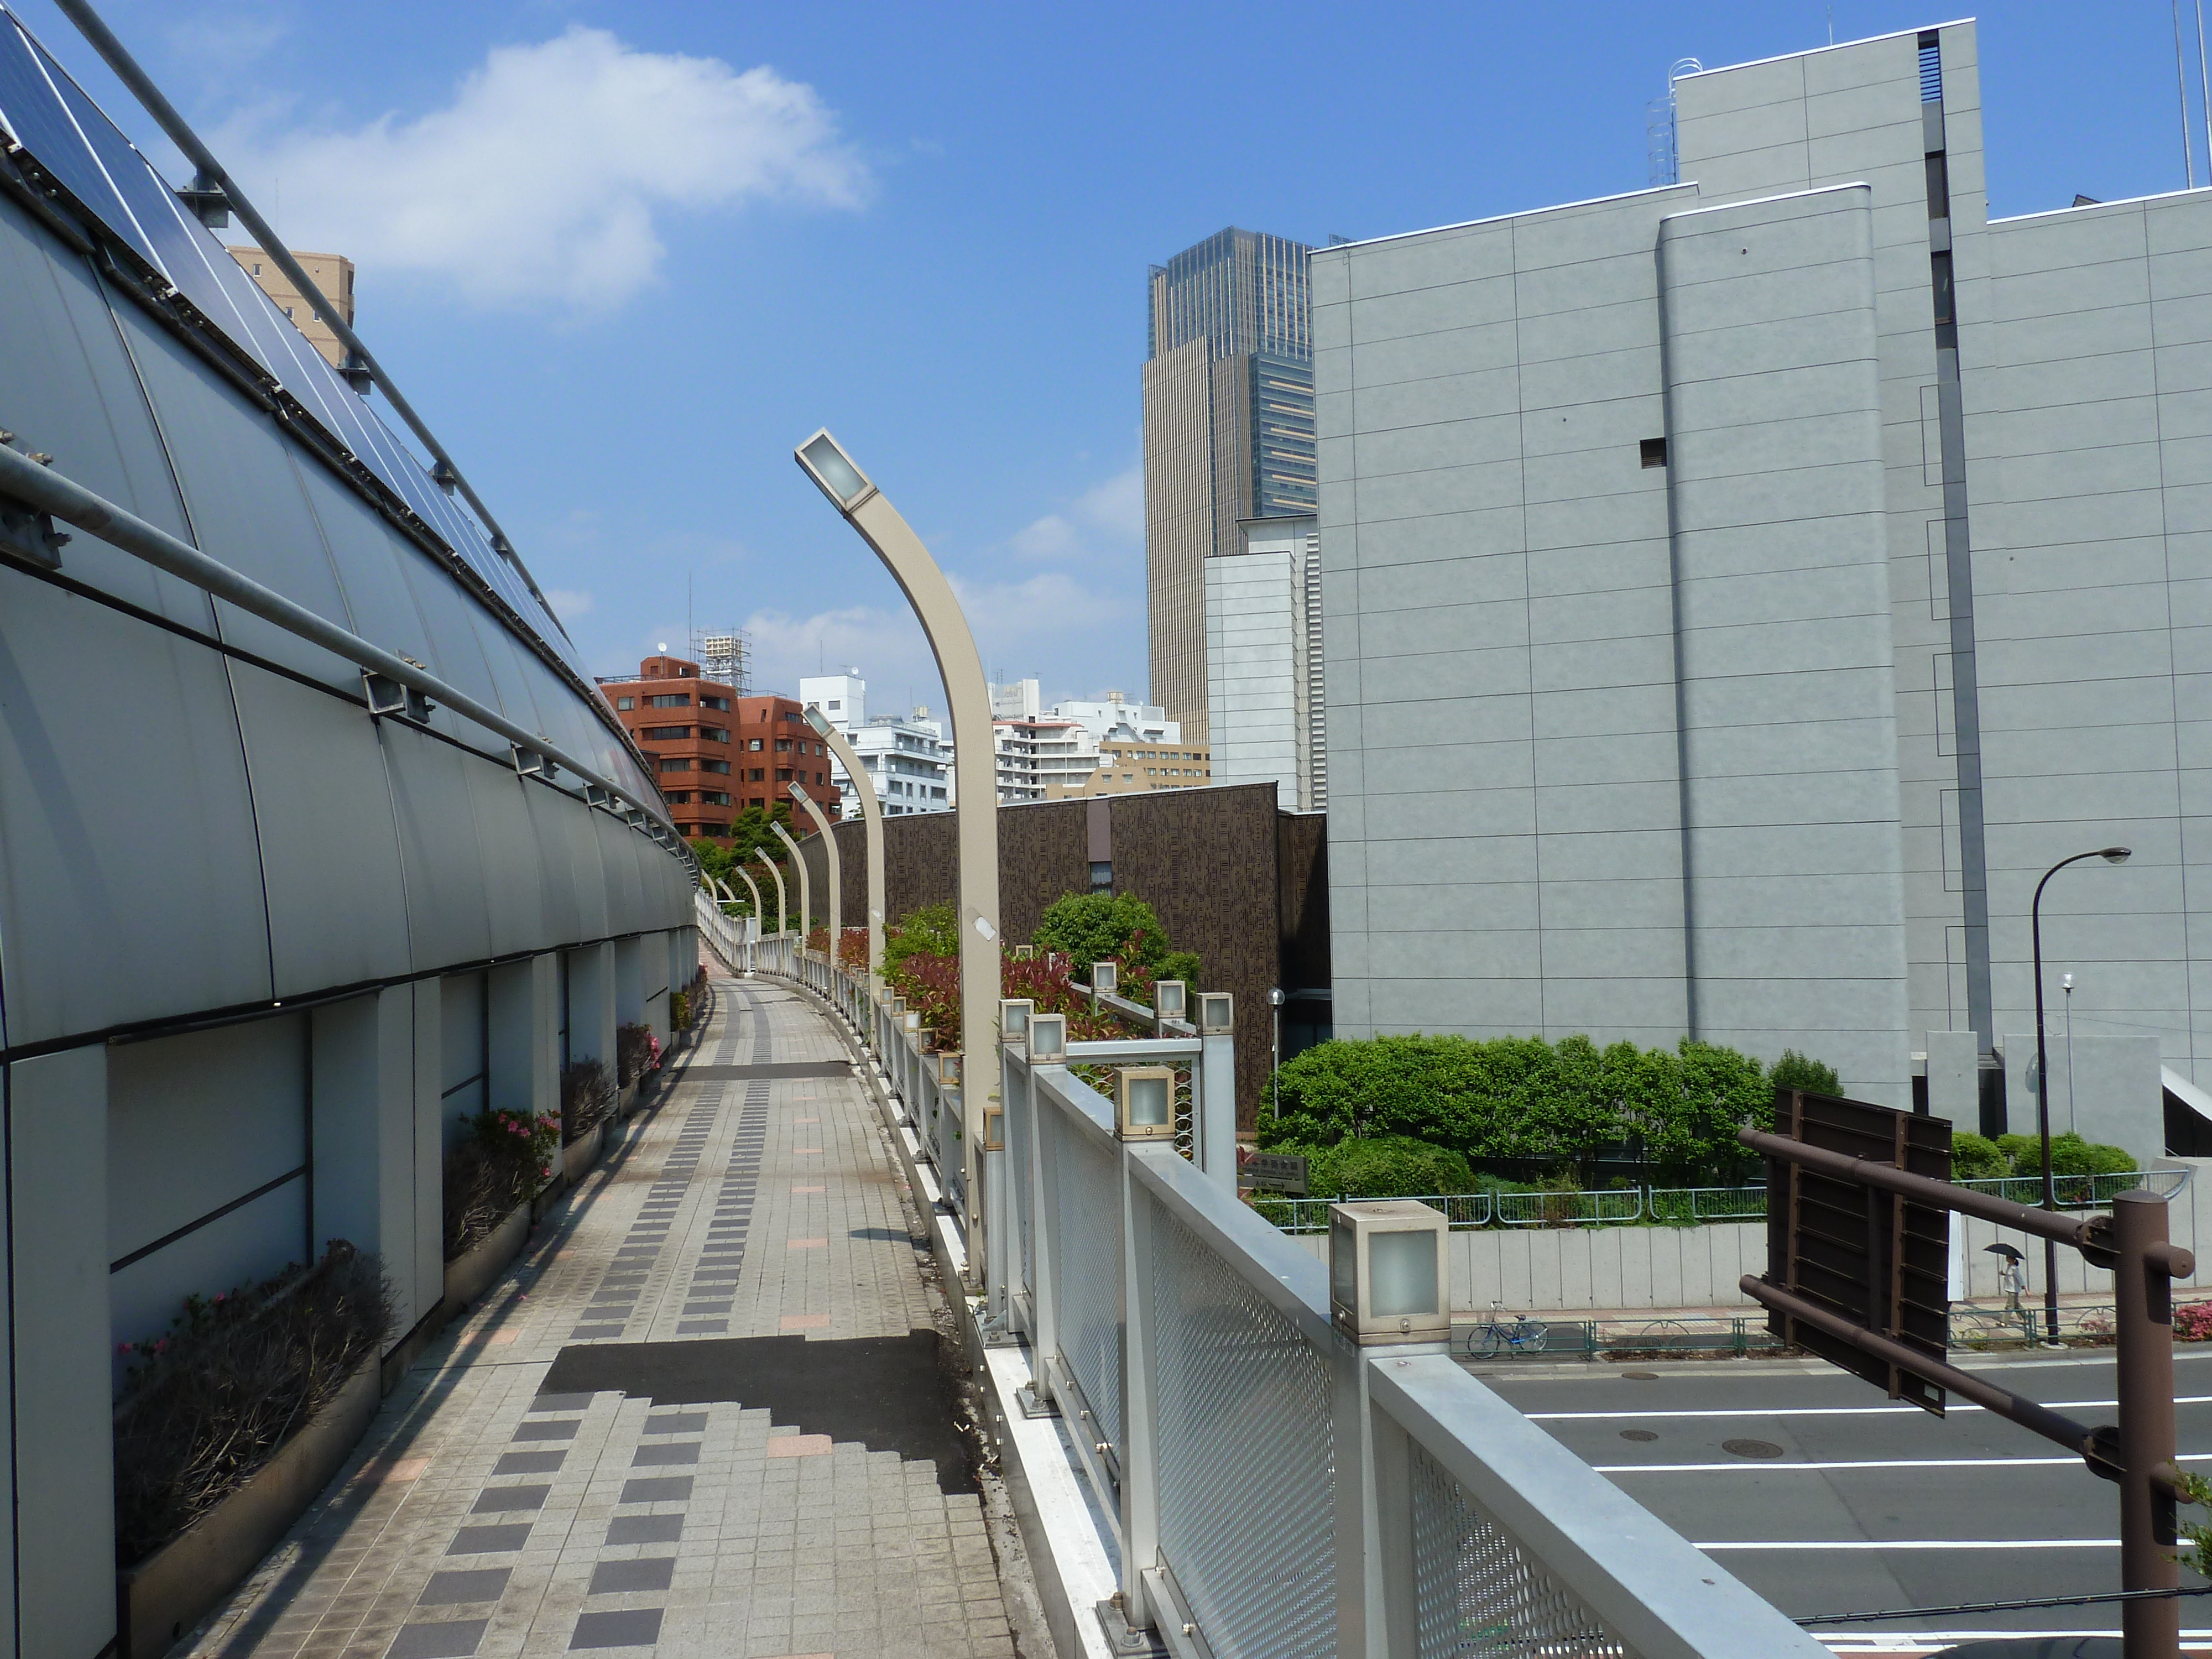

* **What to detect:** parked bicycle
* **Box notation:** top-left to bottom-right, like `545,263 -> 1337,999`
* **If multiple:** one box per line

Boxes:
1468,1301 -> 1549,1358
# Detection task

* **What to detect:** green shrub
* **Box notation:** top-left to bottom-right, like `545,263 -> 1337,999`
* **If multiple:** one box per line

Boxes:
1998,1131 -> 2136,1178
884,904 -> 961,969
1260,1032 -> 1771,1185
1950,1131 -> 2011,1180
1031,893 -> 1199,992
1271,1135 -> 1475,1199
1770,1048 -> 1842,1097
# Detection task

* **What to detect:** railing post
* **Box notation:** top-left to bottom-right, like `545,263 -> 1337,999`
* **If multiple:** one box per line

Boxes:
1118,1141 -> 1164,1634
1332,1334 -> 1387,1658
1026,1058 -> 1058,1396
2115,1189 -> 2182,1656
1197,991 -> 1237,1190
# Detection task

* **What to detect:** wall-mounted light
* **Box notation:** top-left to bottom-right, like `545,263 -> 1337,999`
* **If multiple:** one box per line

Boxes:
1154,980 -> 1187,1021
999,999 -> 1033,1044
1198,991 -> 1234,1034
1027,1013 -> 1067,1064
1116,1066 -> 1176,1140
1329,1201 -> 1451,1346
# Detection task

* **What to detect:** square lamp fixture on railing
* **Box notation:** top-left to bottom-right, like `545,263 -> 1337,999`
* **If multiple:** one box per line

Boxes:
936,1052 -> 962,1087
999,999 -> 1032,1044
1330,1201 -> 1451,1346
1198,991 -> 1234,1034
1116,1066 -> 1176,1140
1027,1013 -> 1067,1064
1154,980 -> 1186,1021
983,1104 -> 1005,1151
1092,959 -> 1118,996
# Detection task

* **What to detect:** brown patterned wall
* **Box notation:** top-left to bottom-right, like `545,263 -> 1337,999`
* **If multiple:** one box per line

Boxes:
795,784 -> 1330,1130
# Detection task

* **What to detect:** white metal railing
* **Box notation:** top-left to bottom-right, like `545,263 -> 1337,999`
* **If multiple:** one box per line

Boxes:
1002,1047 -> 1823,1658
726,931 -> 1818,1654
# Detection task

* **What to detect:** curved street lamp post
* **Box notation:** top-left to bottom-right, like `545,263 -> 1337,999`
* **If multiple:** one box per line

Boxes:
806,707 -> 888,995
771,821 -> 813,955
2030,844 -> 2132,1342
754,850 -> 788,947
794,431 -> 1000,1283
791,782 -> 843,988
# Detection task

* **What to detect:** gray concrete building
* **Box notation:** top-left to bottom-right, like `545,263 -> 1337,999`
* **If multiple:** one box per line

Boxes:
1144,227 -> 1316,733
1206,512 -> 1327,809
1319,20 -> 2212,1126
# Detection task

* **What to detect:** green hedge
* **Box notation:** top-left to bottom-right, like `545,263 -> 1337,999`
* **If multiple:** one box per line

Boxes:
1257,1032 -> 1782,1186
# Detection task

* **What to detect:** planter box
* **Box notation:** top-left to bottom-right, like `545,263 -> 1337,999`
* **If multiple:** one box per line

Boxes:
563,1120 -> 605,1185
443,1201 -> 529,1315
118,1358 -> 380,1659
617,1079 -> 639,1118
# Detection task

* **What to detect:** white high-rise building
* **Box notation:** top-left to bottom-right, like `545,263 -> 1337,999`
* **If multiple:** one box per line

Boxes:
1207,513 -> 1325,810
801,673 -> 953,817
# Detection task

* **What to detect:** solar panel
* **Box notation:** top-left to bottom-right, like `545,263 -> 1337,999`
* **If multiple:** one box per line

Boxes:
0,6 -> 598,697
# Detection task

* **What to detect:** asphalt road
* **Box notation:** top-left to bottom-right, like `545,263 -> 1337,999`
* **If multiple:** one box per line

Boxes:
1477,1347 -> 2212,1655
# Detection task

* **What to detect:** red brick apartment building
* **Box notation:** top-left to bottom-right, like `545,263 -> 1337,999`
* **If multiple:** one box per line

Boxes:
598,655 -> 841,839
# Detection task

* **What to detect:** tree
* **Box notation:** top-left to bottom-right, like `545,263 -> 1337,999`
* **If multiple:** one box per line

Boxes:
689,802 -> 797,910
1770,1049 -> 1843,1097
1031,891 -> 1200,990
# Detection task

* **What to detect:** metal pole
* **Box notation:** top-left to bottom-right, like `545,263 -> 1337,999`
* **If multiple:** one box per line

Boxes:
755,851 -> 787,943
44,0 -> 558,611
807,710 -> 886,995
731,867 -> 766,971
2033,864 -> 2060,1342
772,822 -> 812,952
795,432 -> 1000,1287
2181,0 -> 2200,189
791,783 -> 842,973
2115,1190 -> 2182,1658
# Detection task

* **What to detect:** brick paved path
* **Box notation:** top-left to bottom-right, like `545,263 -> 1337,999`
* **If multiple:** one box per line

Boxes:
189,974 -> 1018,1659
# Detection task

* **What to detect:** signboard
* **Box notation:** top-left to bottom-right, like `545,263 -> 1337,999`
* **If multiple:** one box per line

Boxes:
1763,1090 -> 1953,1412
1239,1150 -> 1310,1195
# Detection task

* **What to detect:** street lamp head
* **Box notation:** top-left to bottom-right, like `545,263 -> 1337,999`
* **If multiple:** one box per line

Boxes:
795,430 -> 875,513
2101,846 -> 2132,864
804,706 -> 833,737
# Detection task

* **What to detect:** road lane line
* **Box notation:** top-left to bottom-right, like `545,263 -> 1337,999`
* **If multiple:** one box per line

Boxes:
1597,1451 -> 2212,1473
1528,1394 -> 2212,1421
1694,1538 -> 2117,1550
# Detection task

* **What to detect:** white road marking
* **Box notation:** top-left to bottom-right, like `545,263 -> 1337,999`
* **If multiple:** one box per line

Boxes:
1598,1451 -> 2212,1473
1528,1394 -> 2212,1421
1695,1538 -> 2117,1550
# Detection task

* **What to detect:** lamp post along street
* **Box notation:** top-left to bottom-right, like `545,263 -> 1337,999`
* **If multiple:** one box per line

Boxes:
795,431 -> 1000,1282
755,851 -> 787,941
2030,845 -> 2132,1343
791,782 -> 842,975
731,867 -> 766,968
772,821 -> 813,948
807,707 -> 887,993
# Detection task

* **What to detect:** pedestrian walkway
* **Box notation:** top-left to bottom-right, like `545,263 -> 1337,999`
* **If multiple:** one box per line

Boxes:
189,973 -> 1020,1659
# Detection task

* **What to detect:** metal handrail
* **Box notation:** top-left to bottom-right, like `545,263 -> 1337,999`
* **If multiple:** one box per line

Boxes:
0,443 -> 691,858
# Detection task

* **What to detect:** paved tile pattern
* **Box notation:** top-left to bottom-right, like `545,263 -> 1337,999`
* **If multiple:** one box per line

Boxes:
189,977 -> 1015,1659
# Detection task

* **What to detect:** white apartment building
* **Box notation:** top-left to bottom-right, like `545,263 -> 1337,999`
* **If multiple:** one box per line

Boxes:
993,714 -> 1098,802
1207,513 -> 1326,810
801,673 -> 953,817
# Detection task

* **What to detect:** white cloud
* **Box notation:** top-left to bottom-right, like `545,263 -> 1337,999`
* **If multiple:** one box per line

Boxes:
1010,464 -> 1141,561
224,26 -> 867,309
541,587 -> 593,618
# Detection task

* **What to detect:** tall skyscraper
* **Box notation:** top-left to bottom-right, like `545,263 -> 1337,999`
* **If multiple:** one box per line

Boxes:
1143,228 -> 1315,732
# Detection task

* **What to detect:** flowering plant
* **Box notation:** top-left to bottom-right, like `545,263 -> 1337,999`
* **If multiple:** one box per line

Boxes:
2178,1302 -> 2212,1342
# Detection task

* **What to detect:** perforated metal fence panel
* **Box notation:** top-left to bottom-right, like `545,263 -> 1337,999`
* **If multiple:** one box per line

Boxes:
1149,1192 -> 1337,1658
1410,1442 -> 1636,1659
1006,1067 -> 1034,1307
1046,1103 -> 1125,1455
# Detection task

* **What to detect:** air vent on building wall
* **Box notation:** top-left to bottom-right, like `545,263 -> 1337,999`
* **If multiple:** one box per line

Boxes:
1918,34 -> 1942,103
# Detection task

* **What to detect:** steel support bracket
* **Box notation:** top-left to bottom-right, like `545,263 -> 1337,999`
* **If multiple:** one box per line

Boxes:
1093,1600 -> 1167,1657
0,491 -> 67,570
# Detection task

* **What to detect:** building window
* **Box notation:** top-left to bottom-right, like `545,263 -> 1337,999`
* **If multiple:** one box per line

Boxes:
776,768 -> 793,782
1640,437 -> 1667,468
665,791 -> 692,803
703,727 -> 729,742
701,695 -> 729,711
658,758 -> 691,773
616,696 -> 634,710
1090,860 -> 1112,893
703,791 -> 731,806
648,693 -> 690,708
702,759 -> 732,774
747,738 -> 763,751
827,700 -> 841,710
775,738 -> 792,753
643,725 -> 691,739
749,797 -> 765,810
748,768 -> 764,781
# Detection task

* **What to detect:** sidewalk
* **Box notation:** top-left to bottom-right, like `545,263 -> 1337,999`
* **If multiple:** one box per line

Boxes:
188,973 -> 1019,1659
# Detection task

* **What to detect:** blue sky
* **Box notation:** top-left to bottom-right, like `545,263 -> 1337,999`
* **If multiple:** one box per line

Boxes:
18,1 -> 2211,714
